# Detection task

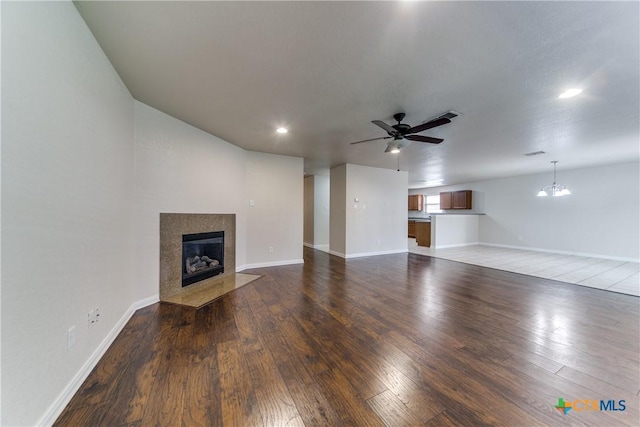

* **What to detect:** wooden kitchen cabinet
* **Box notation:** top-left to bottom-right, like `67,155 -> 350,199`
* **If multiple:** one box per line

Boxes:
408,194 -> 424,211
408,220 -> 416,238
440,192 -> 453,209
416,222 -> 431,247
440,190 -> 472,210
453,190 -> 472,209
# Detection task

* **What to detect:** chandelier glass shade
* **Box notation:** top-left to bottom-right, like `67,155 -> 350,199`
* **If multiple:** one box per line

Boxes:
537,161 -> 571,197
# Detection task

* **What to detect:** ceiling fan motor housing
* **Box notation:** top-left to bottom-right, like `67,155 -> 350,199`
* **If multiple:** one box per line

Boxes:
391,113 -> 411,135
392,123 -> 411,135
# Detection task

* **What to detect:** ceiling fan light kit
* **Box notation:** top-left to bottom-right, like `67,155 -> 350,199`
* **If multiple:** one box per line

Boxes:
537,160 -> 571,197
349,111 -> 451,153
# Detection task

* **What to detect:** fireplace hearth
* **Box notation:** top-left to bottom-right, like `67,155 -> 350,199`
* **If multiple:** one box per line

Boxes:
182,231 -> 224,287
160,213 -> 236,303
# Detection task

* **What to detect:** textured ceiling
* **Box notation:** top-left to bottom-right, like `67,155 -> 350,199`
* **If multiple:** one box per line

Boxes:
75,1 -> 639,187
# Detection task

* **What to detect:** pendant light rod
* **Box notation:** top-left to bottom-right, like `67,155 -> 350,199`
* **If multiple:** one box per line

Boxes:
537,160 -> 571,197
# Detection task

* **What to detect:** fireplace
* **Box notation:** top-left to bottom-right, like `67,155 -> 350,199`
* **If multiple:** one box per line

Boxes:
182,231 -> 224,287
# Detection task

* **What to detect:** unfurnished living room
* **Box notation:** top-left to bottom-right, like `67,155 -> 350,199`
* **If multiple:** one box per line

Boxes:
2,1 -> 639,426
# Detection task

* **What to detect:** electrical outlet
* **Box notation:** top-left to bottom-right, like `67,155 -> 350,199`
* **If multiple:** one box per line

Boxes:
268,246 -> 274,253
88,309 -> 95,329
67,326 -> 76,350
95,307 -> 100,323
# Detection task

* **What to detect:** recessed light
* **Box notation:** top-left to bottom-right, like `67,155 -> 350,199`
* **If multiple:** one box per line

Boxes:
276,127 -> 288,134
558,88 -> 582,99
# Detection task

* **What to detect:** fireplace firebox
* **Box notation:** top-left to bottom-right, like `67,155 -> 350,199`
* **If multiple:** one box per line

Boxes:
182,231 -> 224,287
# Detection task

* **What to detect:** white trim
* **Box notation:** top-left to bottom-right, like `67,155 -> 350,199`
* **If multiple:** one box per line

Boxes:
36,295 -> 158,426
303,242 -> 330,252
433,242 -> 480,249
328,250 -> 346,258
132,294 -> 159,310
236,259 -> 304,271
480,243 -> 640,263
328,249 -> 409,259
345,248 -> 408,259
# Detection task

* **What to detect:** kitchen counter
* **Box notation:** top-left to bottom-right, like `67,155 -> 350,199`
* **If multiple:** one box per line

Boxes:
409,213 -> 484,220
428,212 -> 485,215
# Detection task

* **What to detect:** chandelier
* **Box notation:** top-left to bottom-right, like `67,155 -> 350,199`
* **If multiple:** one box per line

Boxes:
537,161 -> 571,197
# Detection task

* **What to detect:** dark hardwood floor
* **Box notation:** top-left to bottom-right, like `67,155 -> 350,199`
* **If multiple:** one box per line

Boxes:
55,248 -> 640,426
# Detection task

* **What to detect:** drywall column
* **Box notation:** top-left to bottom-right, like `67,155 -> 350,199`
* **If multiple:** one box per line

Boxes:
330,164 -> 408,258
329,165 -> 347,256
304,175 -> 315,246
313,174 -> 330,251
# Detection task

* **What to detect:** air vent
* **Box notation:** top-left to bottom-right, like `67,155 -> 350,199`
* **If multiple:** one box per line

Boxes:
423,110 -> 460,124
524,151 -> 546,156
438,110 -> 460,120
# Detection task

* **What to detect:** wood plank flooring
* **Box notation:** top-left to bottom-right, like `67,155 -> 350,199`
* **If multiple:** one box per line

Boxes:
55,248 -> 640,426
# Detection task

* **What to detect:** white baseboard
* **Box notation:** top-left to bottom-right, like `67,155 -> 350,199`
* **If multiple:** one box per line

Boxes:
37,295 -> 159,426
236,259 -> 304,271
330,248 -> 408,259
328,249 -> 346,258
303,242 -> 329,252
433,242 -> 480,249
132,294 -> 159,310
480,243 -> 640,263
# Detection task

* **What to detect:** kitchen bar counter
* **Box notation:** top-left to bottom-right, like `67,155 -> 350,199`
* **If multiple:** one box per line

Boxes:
428,212 -> 485,215
409,213 -> 482,248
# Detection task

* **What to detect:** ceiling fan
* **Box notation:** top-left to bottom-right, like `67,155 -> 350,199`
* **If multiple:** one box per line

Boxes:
350,112 -> 451,153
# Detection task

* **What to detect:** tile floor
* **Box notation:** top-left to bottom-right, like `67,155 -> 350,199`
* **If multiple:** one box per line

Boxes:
408,240 -> 640,297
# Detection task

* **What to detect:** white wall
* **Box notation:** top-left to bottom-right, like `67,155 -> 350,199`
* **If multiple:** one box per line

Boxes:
2,2 -> 135,425
313,173 -> 330,250
244,151 -> 304,268
412,161 -> 640,260
2,4 -> 306,424
331,164 -> 408,258
0,2 -> 4,419
133,101 -> 248,301
135,104 -> 305,281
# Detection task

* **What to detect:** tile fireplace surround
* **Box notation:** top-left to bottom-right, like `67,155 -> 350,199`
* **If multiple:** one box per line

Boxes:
159,213 -> 236,302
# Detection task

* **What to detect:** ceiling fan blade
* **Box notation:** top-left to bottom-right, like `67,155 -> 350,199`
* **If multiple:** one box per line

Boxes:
372,120 -> 398,135
349,136 -> 391,145
406,117 -> 451,134
405,134 -> 444,144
